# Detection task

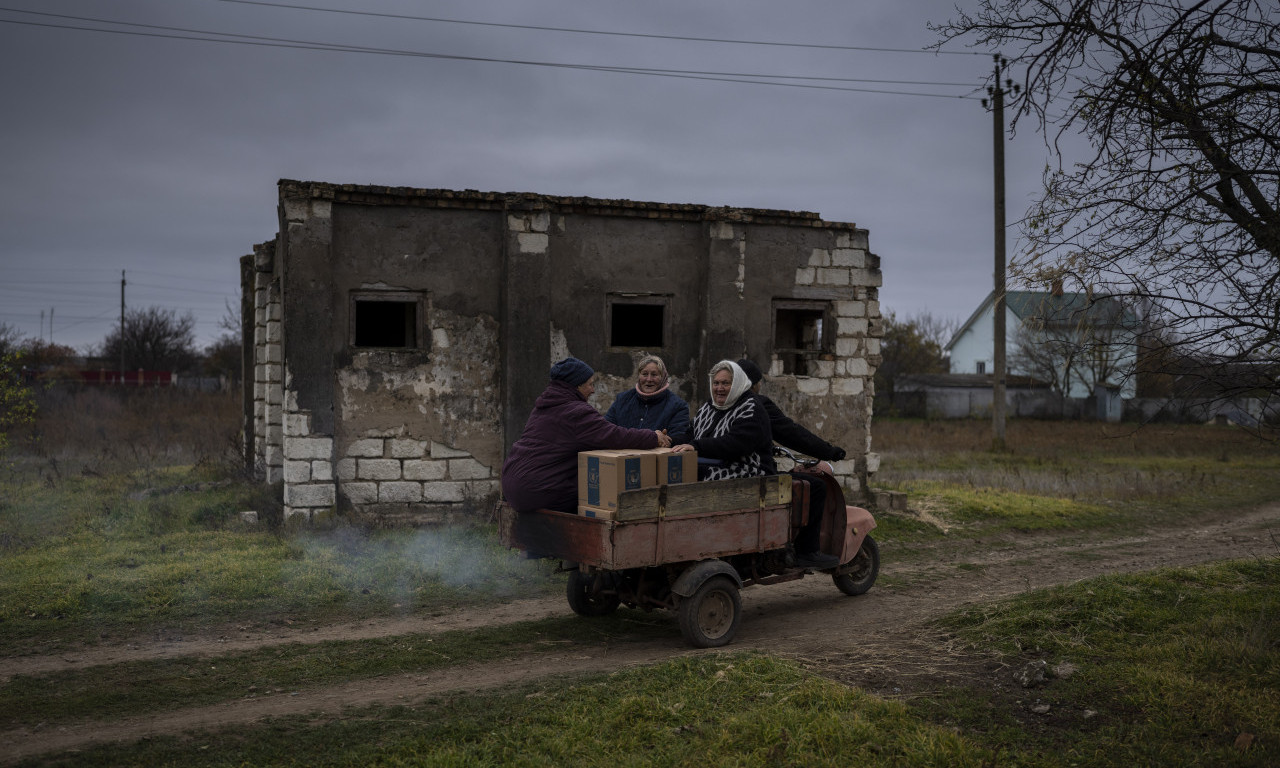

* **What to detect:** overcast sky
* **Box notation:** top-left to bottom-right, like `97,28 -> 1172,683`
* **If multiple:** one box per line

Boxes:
0,0 -> 1059,353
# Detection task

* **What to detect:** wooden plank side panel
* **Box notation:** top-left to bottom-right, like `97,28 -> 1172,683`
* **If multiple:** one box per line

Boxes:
500,506 -> 615,567
616,475 -> 792,521
603,506 -> 791,570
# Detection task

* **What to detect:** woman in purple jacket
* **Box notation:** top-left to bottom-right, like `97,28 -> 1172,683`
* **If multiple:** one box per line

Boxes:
501,357 -> 671,513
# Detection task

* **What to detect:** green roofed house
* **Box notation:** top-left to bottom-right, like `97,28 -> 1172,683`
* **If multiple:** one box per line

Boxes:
946,285 -> 1140,401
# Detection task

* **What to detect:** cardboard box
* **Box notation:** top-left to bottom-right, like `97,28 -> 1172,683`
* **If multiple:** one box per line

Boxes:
578,450 -> 658,510
577,505 -> 617,520
651,449 -> 698,485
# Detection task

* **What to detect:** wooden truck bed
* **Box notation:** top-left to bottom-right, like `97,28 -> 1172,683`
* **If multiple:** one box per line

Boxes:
499,475 -> 793,570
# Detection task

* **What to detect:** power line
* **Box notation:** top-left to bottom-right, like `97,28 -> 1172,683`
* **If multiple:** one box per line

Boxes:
0,10 -> 982,99
215,0 -> 987,56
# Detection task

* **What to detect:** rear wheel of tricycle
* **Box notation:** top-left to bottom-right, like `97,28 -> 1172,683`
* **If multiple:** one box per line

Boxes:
566,570 -> 621,617
833,535 -> 880,596
677,576 -> 742,648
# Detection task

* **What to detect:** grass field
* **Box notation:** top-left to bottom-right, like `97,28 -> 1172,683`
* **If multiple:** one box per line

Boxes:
1,390 -> 1278,766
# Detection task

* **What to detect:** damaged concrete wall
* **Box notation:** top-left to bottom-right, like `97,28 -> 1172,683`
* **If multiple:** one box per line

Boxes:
245,180 -> 883,523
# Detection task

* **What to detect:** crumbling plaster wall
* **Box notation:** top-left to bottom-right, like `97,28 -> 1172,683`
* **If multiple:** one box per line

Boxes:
253,180 -> 882,522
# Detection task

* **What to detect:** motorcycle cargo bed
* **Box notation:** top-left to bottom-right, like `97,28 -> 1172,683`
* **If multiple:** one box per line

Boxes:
500,475 -> 793,570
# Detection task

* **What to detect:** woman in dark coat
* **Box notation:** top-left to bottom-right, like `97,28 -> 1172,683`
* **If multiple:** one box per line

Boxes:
501,357 -> 670,513
604,355 -> 691,445
671,360 -> 775,482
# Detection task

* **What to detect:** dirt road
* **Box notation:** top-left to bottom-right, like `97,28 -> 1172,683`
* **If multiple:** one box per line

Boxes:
4,502 -> 1277,763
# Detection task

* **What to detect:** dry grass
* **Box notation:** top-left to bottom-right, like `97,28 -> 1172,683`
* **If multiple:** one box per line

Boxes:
7,385 -> 242,479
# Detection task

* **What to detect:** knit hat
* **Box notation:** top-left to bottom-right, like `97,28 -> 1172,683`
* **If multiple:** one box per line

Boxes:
549,357 -> 594,386
736,358 -> 764,387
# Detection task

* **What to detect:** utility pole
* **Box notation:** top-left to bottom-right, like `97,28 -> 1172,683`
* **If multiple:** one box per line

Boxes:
120,270 -> 126,378
983,55 -> 1017,451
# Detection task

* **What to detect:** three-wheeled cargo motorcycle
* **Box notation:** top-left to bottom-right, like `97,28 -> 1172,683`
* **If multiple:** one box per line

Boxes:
499,448 -> 880,647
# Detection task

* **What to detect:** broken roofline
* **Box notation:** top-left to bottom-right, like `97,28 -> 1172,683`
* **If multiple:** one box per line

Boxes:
277,179 -> 862,231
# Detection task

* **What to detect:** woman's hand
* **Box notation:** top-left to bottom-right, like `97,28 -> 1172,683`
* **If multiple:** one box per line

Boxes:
655,430 -> 672,448
670,443 -> 695,453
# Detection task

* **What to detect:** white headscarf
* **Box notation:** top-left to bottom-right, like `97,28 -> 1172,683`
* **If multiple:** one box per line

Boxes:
708,360 -> 752,411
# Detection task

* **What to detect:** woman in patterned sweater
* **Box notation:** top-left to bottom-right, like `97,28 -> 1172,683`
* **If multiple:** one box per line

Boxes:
671,360 -> 776,481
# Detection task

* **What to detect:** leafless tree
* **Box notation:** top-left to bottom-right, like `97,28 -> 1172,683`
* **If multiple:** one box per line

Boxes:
101,306 -> 198,372
935,0 -> 1280,416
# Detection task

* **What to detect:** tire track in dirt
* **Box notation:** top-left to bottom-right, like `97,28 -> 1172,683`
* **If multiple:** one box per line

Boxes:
3,502 -> 1277,763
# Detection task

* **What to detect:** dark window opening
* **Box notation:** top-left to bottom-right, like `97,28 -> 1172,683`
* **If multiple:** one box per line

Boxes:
775,306 -> 827,376
610,303 -> 665,348
354,300 -> 417,348
976,361 -> 986,374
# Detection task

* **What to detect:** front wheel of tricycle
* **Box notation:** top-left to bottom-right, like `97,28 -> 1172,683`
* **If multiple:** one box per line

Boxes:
832,535 -> 880,596
677,575 -> 742,648
566,570 -> 621,617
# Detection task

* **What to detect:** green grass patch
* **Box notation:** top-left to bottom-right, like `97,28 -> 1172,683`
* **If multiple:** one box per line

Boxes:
0,470 -> 563,654
894,482 -> 1118,533
0,612 -> 674,726
25,654 -> 993,768
925,557 -> 1280,767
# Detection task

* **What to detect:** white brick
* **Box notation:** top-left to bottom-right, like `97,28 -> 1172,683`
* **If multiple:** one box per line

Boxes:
796,377 -> 829,395
817,268 -> 850,286
284,460 -> 311,483
358,459 -> 401,481
403,459 -> 447,481
844,358 -> 871,377
335,458 -> 357,481
837,317 -> 869,337
284,483 -> 335,508
311,460 -> 333,482
284,413 -> 310,437
422,481 -> 467,503
264,465 -> 283,485
265,445 -> 283,468
794,267 -> 815,285
380,482 -> 423,503
283,389 -> 298,412
285,436 -> 331,460
430,441 -> 471,459
265,384 -> 282,407
347,438 -> 385,458
831,377 -> 865,396
850,268 -> 883,287
265,344 -> 282,364
265,320 -> 282,344
517,232 -> 548,254
808,248 -> 831,267
264,363 -> 282,383
265,424 -> 283,448
831,248 -> 865,268
448,458 -> 490,480
506,214 -> 529,232
268,303 -> 282,322
389,439 -> 427,459
866,338 -> 881,355
836,338 -> 859,358
283,506 -> 311,522
432,328 -> 450,349
865,452 -> 881,474
529,211 -> 551,233
811,359 -> 836,378
342,482 -> 379,504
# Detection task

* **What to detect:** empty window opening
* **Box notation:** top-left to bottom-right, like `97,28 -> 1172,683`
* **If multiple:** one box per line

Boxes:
610,302 -> 665,348
354,300 -> 417,348
774,305 -> 828,376
976,361 -> 987,374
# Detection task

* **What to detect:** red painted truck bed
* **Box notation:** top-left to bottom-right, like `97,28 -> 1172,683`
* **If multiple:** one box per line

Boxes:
499,475 -> 793,570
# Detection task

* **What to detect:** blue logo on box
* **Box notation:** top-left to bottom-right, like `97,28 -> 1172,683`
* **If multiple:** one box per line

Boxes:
587,457 -> 601,506
624,457 -> 641,490
666,455 -> 684,483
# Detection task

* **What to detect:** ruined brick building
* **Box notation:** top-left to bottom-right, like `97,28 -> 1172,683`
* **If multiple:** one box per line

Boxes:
241,179 -> 884,522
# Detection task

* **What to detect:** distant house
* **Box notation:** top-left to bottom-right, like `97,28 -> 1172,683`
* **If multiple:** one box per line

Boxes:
947,288 -> 1139,399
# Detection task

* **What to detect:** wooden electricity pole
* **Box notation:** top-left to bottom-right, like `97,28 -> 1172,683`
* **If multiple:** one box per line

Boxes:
985,56 -> 1015,451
